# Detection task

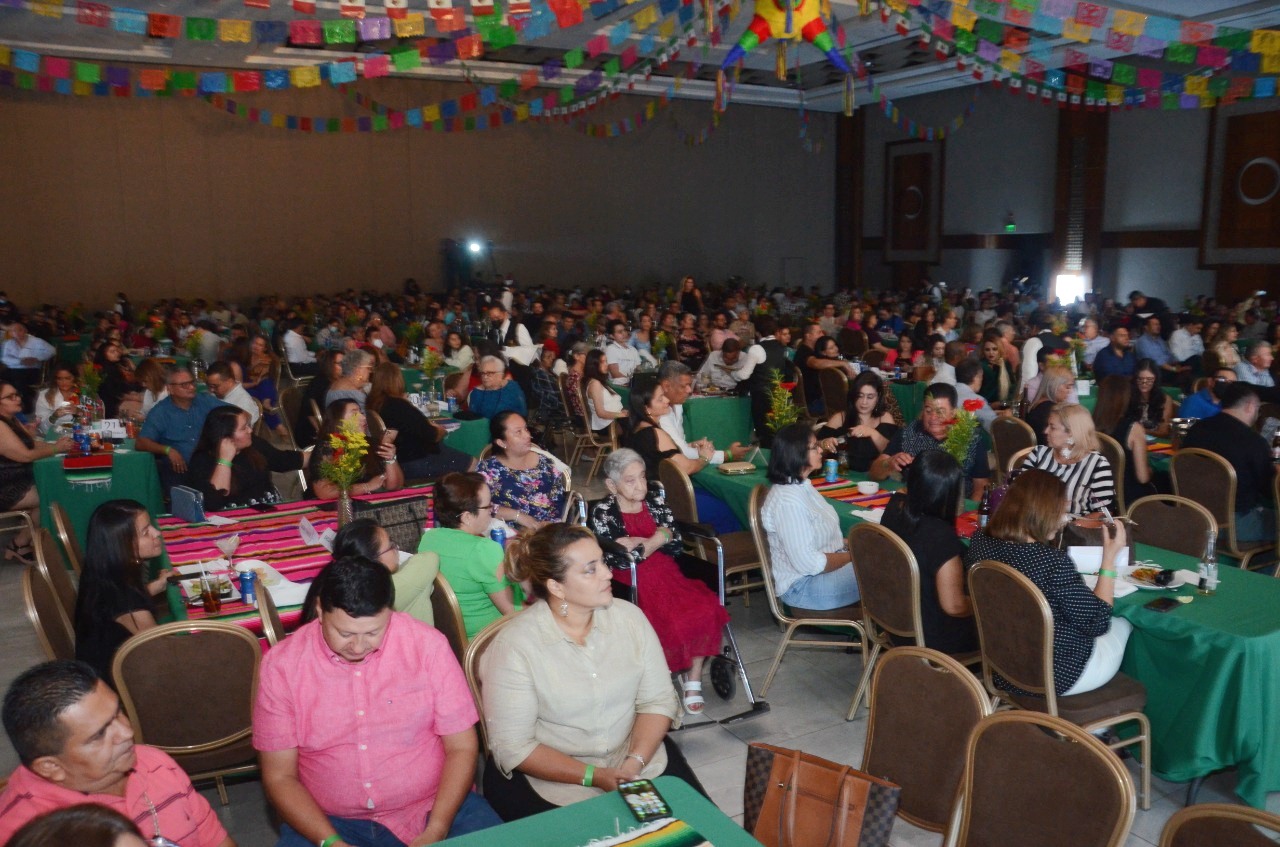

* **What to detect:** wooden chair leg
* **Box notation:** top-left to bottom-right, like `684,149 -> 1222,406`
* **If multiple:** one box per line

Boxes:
215,775 -> 229,806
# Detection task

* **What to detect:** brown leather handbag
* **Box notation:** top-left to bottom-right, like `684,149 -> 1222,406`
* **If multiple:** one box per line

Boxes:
743,743 -> 901,847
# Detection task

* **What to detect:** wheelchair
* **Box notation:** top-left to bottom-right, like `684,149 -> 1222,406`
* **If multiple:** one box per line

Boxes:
584,488 -> 769,726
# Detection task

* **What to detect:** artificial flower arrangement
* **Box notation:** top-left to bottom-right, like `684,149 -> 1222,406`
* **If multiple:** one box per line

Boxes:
419,346 -> 444,376
319,417 -> 369,493
765,369 -> 800,432
941,400 -> 983,466
78,362 -> 103,398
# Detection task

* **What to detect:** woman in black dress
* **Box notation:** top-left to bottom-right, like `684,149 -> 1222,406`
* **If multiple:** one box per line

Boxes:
0,379 -> 73,563
94,341 -> 143,418
367,361 -> 472,481
623,380 -> 713,478
73,499 -> 173,683
817,371 -> 899,473
184,406 -> 302,511
880,450 -> 977,655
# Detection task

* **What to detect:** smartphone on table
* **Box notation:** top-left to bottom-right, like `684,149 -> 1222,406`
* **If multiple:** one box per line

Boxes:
617,779 -> 673,823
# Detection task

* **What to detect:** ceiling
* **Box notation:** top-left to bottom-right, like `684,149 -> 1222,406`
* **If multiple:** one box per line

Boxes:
2,0 -> 1279,111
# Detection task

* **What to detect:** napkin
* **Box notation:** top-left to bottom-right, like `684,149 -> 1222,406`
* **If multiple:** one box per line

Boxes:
1068,546 -> 1130,572
206,515 -> 237,527
299,517 -> 336,551
850,508 -> 884,524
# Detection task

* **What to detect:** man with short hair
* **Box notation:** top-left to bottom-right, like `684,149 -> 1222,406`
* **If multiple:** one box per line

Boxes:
870,382 -> 990,500
206,361 -> 260,426
794,322 -> 854,415
1235,340 -> 1275,388
736,317 -> 795,444
255,557 -> 500,847
1178,368 -> 1236,420
0,660 -> 233,847
1,321 -> 55,412
955,358 -> 997,432
1168,315 -> 1204,372
283,318 -> 318,377
1078,318 -> 1110,366
1181,383 -> 1277,542
697,337 -> 746,391
1134,316 -> 1186,383
1092,325 -> 1136,379
136,365 -> 228,492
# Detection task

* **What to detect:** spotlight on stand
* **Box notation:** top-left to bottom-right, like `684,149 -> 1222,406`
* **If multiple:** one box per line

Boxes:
467,240 -> 483,255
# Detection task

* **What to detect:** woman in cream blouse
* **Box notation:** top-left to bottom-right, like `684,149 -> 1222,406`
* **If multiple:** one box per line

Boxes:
478,523 -> 706,820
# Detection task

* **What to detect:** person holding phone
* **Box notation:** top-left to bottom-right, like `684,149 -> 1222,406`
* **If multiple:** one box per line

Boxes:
305,399 -> 404,499
367,362 -> 473,481
184,406 -> 303,511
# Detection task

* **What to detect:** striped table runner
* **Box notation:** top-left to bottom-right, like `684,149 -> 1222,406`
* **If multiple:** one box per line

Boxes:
811,478 -> 981,539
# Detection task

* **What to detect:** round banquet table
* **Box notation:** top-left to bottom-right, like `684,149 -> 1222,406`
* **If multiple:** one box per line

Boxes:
34,445 -> 164,556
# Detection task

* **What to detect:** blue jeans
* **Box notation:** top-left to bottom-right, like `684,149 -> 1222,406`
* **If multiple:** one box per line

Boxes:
695,490 -> 742,535
1235,506 -> 1277,544
780,562 -> 860,611
275,792 -> 502,847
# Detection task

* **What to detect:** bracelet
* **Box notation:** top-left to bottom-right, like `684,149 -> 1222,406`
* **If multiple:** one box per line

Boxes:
216,458 -> 234,468
581,764 -> 595,787
625,753 -> 646,769
385,456 -> 398,465
319,835 -> 341,847
1098,568 -> 1117,579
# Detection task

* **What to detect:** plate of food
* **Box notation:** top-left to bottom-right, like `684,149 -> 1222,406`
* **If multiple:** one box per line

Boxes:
180,574 -> 239,606
1124,565 -> 1175,590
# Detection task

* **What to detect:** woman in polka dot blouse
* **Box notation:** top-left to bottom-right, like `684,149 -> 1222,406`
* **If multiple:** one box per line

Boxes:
965,469 -> 1131,697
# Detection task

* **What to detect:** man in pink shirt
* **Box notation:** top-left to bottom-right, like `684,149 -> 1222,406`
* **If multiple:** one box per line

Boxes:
0,660 -> 233,847
255,556 -> 501,847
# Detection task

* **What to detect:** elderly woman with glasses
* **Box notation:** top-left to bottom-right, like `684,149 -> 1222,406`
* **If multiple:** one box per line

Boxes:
418,471 -> 522,638
468,355 -> 528,420
324,347 -> 374,411
761,423 -> 860,612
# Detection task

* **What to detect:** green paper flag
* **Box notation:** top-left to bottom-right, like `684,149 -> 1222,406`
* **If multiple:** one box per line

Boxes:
604,57 -> 620,77
499,79 -> 518,99
186,17 -> 216,40
1161,93 -> 1178,109
74,61 -> 100,83
1213,27 -> 1249,51
465,116 -> 475,130
974,17 -> 1001,42
1110,63 -> 1135,85
373,115 -> 388,131
559,85 -> 573,103
955,30 -> 976,54
171,71 -> 197,90
391,46 -> 420,71
327,118 -> 340,132
564,48 -> 584,69
973,0 -> 998,15
324,20 -> 357,44
1165,42 -> 1195,64
17,72 -> 34,91
486,25 -> 516,49
1208,76 -> 1229,96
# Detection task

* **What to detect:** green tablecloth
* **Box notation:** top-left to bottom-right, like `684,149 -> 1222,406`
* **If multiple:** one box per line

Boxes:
1115,546 -> 1280,808
439,777 -> 762,846
1077,384 -> 1181,414
54,333 -> 91,364
616,385 -> 755,447
443,418 -> 491,457
401,366 -> 460,395
696,460 -> 1280,808
34,448 -> 164,555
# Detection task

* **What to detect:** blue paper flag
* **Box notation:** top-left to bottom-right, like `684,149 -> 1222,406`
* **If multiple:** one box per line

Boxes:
406,108 -> 423,127
112,8 -> 147,34
255,20 -> 288,43
13,50 -> 39,73
199,72 -> 227,93
1144,16 -> 1179,42
480,86 -> 497,106
264,69 -> 290,90
328,62 -> 357,84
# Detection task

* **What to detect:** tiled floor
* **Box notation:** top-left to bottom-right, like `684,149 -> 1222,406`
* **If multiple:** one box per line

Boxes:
1,472 -> 1274,845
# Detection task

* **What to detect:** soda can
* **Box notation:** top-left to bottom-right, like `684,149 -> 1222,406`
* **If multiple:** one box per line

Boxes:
238,569 -> 258,608
824,458 -> 839,483
447,395 -> 458,414
489,525 -> 507,547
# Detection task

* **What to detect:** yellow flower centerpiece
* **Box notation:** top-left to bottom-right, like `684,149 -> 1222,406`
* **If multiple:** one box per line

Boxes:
320,417 -> 369,525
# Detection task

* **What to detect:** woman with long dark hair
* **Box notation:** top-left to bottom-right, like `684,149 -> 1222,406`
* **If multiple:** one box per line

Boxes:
305,399 -> 403,499
1092,374 -> 1164,504
184,405 -> 302,511
367,362 -> 472,481
817,370 -> 899,472
623,380 -> 713,478
1131,358 -> 1176,437
73,499 -> 173,682
0,379 -> 73,563
584,348 -> 626,434
881,450 -> 977,654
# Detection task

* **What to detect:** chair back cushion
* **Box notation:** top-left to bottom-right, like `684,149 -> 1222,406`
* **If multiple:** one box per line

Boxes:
968,561 -> 1052,698
1127,495 -> 1215,559
1161,804 -> 1279,847
991,418 -> 1036,477
23,567 -> 74,661
658,459 -> 698,525
954,713 -> 1134,847
33,528 -> 76,622
819,368 -> 850,417
430,572 -> 469,665
848,523 -> 921,642
462,614 -> 513,751
113,622 -> 259,769
862,647 -> 990,832
1094,433 -> 1127,513
1171,449 -> 1233,526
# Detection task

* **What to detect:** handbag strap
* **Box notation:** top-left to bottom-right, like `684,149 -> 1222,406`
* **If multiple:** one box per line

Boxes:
777,750 -> 855,847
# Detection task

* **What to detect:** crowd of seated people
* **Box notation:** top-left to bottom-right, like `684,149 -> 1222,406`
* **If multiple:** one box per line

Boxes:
6,278 -> 1280,845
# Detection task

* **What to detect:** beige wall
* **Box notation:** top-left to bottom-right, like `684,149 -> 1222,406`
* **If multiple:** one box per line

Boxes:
0,76 -> 836,308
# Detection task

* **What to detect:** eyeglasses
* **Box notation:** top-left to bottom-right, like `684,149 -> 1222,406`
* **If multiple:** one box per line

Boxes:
377,541 -> 399,557
0,393 -> 19,401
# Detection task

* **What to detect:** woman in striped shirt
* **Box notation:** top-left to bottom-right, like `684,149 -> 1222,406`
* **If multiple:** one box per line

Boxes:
1023,403 -> 1115,516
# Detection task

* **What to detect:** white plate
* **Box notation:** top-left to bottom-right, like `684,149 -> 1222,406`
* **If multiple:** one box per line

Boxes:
1122,564 -> 1192,590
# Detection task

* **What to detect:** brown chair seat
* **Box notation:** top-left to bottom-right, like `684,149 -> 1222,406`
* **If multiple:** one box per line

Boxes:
719,530 -> 758,565
1010,672 -> 1147,725
788,602 -> 861,621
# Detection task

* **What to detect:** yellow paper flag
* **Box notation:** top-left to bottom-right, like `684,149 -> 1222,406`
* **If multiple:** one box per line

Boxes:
73,80 -> 92,95
1184,75 -> 1207,95
30,0 -> 63,19
951,0 -> 968,6
999,49 -> 1021,72
394,14 -> 426,36
659,18 -> 675,39
1062,18 -> 1091,43
423,104 -> 441,122
1251,29 -> 1280,55
220,20 -> 252,42
951,6 -> 977,31
291,66 -> 321,87
1263,51 -> 1280,72
887,0 -> 907,12
0,46 -> 10,67
1106,84 -> 1123,104
1112,10 -> 1146,37
633,5 -> 656,29
514,104 -> 529,121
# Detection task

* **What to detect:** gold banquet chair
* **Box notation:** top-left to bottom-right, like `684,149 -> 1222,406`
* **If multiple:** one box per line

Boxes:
112,621 -> 262,805
990,417 -> 1036,486
1159,803 -> 1280,847
747,485 -> 864,709
1171,448 -> 1276,570
32,527 -> 76,622
462,613 -> 517,753
23,565 -> 74,662
946,712 -> 1136,847
430,572 -> 469,666
49,501 -> 83,576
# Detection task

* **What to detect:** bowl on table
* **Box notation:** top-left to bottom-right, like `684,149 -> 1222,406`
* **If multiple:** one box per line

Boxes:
856,481 -> 879,496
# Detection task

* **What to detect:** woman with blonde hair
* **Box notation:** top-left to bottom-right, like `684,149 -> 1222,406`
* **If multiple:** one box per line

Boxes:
1022,403 -> 1114,515
1025,366 -> 1074,446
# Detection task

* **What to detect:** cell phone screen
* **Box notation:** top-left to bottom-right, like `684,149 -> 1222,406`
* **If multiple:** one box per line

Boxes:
1144,597 -> 1180,614
617,779 -> 672,823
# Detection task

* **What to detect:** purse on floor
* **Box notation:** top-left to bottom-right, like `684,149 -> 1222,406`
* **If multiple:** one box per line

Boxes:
743,742 -> 900,847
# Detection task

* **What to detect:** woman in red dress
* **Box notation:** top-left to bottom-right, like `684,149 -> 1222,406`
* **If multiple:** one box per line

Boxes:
589,447 -> 728,714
